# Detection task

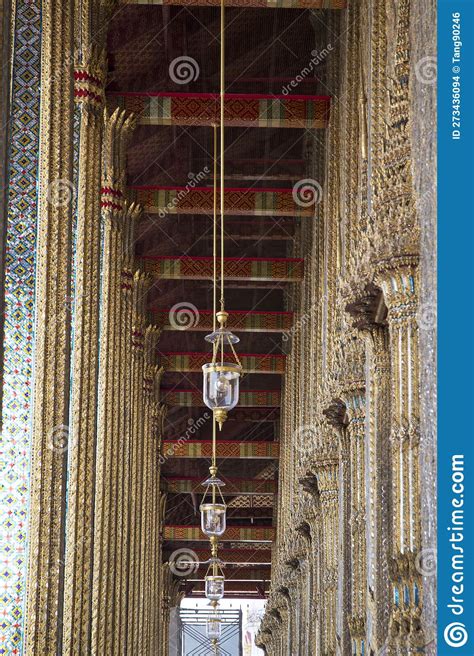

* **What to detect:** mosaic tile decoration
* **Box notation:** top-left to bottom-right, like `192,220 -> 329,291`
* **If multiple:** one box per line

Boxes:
0,2 -> 41,654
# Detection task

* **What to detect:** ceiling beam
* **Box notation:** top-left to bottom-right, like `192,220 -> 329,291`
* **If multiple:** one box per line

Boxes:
158,352 -> 286,374
108,92 -> 330,129
161,439 -> 279,459
143,256 -> 304,282
122,0 -> 345,7
132,186 -> 316,217
163,476 -> 276,495
163,547 -> 272,564
187,567 -> 271,582
149,308 -> 294,333
163,525 -> 275,542
161,388 -> 281,407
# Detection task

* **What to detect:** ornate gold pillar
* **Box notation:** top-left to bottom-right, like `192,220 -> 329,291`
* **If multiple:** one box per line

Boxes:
125,270 -> 151,653
322,399 -> 350,656
342,384 -> 367,655
91,108 -> 136,654
24,1 -> 74,652
62,46 -> 107,655
139,332 -> 162,648
313,449 -> 339,656
346,285 -> 392,653
375,257 -> 424,653
117,201 -> 142,650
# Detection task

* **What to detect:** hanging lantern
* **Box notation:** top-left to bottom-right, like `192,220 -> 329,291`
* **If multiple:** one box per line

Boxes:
206,610 -> 222,639
200,471 -> 227,538
205,557 -> 225,601
205,574 -> 225,601
202,311 -> 242,429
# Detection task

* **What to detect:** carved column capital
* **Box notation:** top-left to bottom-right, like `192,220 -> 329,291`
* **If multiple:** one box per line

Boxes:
101,108 -> 137,212
340,383 -> 366,424
74,46 -> 107,114
323,398 -> 347,431
374,255 -> 419,321
345,282 -> 387,332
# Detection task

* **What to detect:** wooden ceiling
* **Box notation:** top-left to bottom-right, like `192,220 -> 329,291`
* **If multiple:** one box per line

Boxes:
106,0 -> 333,597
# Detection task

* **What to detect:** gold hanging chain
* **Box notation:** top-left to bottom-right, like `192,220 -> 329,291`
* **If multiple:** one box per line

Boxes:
228,337 -> 242,368
213,123 -> 217,332
220,0 -> 225,313
212,415 -> 217,470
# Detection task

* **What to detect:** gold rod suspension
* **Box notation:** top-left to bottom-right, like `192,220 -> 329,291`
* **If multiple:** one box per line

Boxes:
213,123 -> 217,333
220,0 -> 225,314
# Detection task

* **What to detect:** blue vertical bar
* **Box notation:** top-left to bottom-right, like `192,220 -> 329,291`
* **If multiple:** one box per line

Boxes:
438,1 -> 474,653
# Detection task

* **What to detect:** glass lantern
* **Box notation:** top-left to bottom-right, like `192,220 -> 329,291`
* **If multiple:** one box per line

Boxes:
202,362 -> 241,428
200,503 -> 226,537
205,557 -> 225,601
205,575 -> 225,601
202,311 -> 242,429
200,474 -> 227,538
206,613 -> 222,639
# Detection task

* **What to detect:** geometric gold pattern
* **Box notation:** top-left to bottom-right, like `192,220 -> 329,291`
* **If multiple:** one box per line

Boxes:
161,439 -> 279,458
143,256 -> 304,282
107,92 -> 330,128
159,352 -> 286,374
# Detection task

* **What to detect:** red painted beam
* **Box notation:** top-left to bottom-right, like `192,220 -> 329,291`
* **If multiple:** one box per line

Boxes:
161,439 -> 279,459
159,352 -> 286,374
150,308 -> 294,333
161,388 -> 281,407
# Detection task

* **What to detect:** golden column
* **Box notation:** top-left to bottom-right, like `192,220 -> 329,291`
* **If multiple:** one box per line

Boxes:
126,270 -> 151,652
370,0 -> 424,650
117,201 -> 143,649
148,378 -> 165,653
346,287 -> 392,653
342,384 -> 367,655
91,108 -> 136,654
24,1 -> 74,652
62,46 -> 107,655
139,332 -> 162,647
312,448 -> 339,656
375,257 -> 424,653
